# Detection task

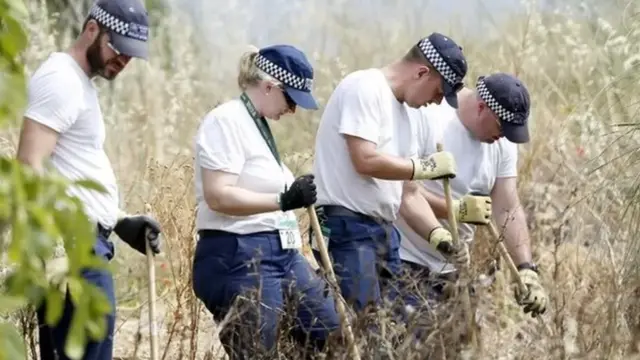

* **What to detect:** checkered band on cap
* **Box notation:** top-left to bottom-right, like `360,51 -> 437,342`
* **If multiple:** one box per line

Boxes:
417,38 -> 462,85
254,53 -> 313,92
89,5 -> 134,38
476,79 -> 520,124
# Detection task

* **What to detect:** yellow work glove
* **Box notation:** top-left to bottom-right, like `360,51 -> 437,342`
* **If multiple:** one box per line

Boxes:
411,152 -> 457,180
515,268 -> 547,317
452,193 -> 492,225
428,227 -> 470,268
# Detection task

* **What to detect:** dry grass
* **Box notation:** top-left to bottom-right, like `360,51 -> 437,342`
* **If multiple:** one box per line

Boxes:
3,0 -> 640,359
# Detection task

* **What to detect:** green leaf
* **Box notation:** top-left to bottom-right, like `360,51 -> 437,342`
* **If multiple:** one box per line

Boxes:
5,0 -> 29,20
85,314 -> 107,342
67,277 -> 84,305
72,179 -> 108,193
64,309 -> 87,360
0,15 -> 27,58
45,288 -> 66,326
0,323 -> 26,360
0,293 -> 28,314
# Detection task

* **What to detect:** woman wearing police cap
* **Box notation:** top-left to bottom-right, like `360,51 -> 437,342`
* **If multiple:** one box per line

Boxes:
191,44 -> 340,358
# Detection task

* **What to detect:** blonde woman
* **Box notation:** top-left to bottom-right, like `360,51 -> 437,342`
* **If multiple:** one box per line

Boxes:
191,45 -> 339,359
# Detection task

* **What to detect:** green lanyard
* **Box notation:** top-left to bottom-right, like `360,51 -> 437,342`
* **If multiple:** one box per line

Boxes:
240,92 -> 281,166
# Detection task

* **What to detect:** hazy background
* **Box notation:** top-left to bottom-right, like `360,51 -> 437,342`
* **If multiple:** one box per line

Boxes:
164,0 -> 612,48
7,0 -> 640,358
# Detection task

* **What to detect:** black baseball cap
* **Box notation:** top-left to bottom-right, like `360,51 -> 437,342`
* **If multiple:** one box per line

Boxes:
476,73 -> 531,143
416,32 -> 468,108
87,0 -> 150,60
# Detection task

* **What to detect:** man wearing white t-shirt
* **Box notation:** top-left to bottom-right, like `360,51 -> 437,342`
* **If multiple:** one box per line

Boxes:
311,32 -> 493,314
396,72 -> 548,318
16,1 -> 162,359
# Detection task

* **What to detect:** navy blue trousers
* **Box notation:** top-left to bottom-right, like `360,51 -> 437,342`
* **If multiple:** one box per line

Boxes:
312,207 -> 404,313
36,231 -> 116,360
192,229 -> 340,359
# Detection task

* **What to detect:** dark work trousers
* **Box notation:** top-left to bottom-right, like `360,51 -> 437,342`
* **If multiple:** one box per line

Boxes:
36,226 -> 116,360
311,205 -> 404,314
192,229 -> 340,359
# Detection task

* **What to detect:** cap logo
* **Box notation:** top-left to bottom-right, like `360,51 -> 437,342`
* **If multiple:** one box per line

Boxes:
89,5 -> 148,42
254,53 -> 313,92
417,38 -> 463,85
476,79 -> 520,124
127,22 -> 148,41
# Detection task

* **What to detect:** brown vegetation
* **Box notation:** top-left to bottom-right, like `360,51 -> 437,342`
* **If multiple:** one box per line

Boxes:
3,0 -> 640,359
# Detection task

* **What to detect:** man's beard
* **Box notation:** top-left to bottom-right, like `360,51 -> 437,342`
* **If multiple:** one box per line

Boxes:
86,35 -> 118,81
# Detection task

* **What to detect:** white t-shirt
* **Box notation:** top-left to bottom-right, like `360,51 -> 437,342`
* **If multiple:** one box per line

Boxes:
395,101 -> 519,273
312,68 -> 418,222
23,52 -> 120,228
194,98 -> 299,234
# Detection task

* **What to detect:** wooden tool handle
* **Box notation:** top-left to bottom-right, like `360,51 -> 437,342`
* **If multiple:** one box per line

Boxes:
487,221 -> 528,293
144,203 -> 159,360
436,143 -> 460,246
307,207 -> 361,360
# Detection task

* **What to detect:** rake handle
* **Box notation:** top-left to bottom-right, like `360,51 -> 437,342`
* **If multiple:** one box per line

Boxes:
486,222 -> 529,296
307,206 -> 361,360
144,204 -> 159,360
435,142 -> 477,350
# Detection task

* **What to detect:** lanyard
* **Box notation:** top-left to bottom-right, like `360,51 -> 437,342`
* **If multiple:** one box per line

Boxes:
240,92 -> 281,166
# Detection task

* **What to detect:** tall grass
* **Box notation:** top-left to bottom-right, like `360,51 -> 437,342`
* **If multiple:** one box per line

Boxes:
3,0 -> 640,358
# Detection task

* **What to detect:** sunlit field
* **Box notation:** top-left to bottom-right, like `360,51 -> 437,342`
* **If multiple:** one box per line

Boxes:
3,0 -> 640,358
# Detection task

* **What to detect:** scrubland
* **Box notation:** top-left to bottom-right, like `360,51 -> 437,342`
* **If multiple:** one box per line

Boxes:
3,0 -> 640,359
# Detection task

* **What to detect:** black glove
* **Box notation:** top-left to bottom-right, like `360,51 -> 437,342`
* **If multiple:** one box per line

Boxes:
114,215 -> 162,255
279,174 -> 317,212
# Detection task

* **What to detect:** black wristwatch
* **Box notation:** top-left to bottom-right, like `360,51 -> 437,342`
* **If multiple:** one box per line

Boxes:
517,262 -> 539,274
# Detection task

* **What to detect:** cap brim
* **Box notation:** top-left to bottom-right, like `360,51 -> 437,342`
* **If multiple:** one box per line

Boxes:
111,32 -> 148,60
285,87 -> 319,110
443,82 -> 459,108
501,121 -> 529,143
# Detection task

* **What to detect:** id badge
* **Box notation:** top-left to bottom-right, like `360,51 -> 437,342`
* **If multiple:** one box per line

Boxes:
310,225 -> 331,251
278,215 -> 302,250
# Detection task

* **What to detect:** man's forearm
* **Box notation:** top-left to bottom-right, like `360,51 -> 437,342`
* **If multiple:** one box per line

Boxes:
493,206 -> 532,266
355,152 -> 415,181
399,182 -> 441,240
418,186 -> 449,219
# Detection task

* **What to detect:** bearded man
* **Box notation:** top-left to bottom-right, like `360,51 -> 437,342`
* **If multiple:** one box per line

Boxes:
16,1 -> 162,359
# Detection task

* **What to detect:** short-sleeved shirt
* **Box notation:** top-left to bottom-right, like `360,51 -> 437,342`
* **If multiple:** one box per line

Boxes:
194,98 -> 298,234
23,52 -> 120,228
395,101 -> 519,273
312,68 -> 419,222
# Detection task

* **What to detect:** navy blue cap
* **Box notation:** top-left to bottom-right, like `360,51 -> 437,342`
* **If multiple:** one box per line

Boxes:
416,32 -> 468,108
476,73 -> 531,143
88,0 -> 150,60
253,45 -> 318,110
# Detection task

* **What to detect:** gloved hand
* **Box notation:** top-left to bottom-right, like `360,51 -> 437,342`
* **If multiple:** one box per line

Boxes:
428,227 -> 470,268
114,214 -> 162,256
514,268 -> 547,317
279,174 -> 317,212
410,152 -> 457,180
453,193 -> 492,225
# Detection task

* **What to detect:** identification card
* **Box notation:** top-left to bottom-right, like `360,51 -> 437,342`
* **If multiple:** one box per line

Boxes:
310,225 -> 331,251
278,215 -> 302,250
